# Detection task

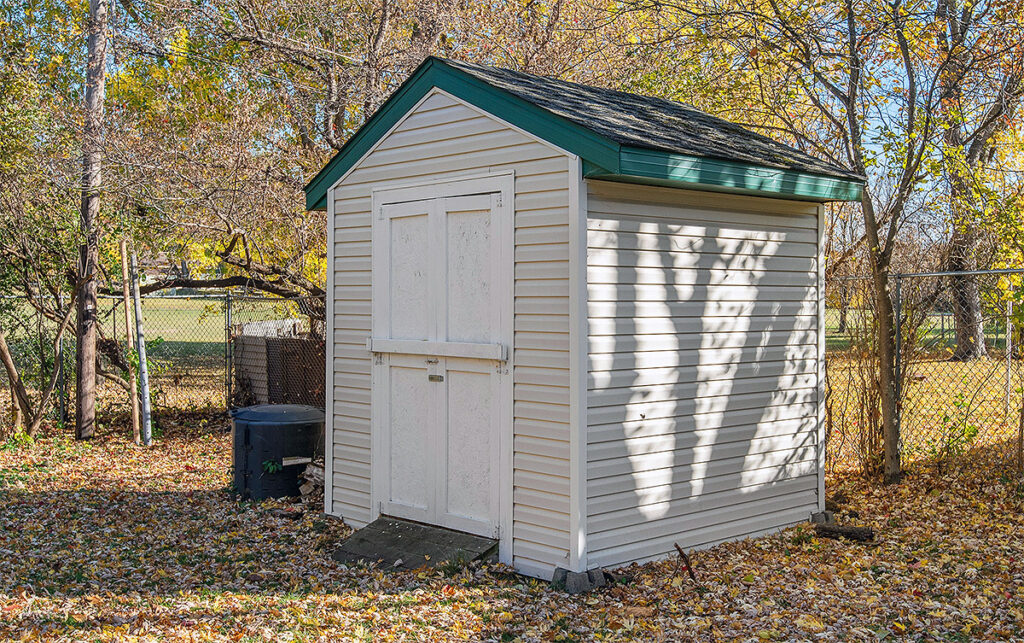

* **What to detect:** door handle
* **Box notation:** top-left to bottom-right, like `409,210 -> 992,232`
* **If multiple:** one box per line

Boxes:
428,374 -> 444,382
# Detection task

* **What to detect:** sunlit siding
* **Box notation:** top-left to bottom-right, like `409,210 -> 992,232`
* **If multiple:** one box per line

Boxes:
329,90 -> 572,578
584,180 -> 822,569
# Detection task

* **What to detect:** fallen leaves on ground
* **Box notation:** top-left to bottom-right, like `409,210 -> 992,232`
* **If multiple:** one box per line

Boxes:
2,424 -> 1024,641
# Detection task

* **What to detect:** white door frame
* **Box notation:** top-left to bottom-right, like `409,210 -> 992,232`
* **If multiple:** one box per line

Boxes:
369,172 -> 514,563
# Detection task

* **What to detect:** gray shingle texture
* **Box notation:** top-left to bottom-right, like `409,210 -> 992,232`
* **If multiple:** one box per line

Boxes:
443,58 -> 862,182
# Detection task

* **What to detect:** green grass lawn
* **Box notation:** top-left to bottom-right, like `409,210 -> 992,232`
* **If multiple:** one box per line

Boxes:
96,296 -> 227,359
825,308 -> 1013,352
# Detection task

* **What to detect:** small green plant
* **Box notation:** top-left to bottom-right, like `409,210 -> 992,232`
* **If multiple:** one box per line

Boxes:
0,460 -> 49,486
926,389 -> 981,461
1,431 -> 33,451
789,525 -> 814,546
262,459 -> 283,474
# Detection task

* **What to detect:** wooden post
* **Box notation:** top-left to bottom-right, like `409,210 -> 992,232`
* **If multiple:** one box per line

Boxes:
120,240 -> 140,444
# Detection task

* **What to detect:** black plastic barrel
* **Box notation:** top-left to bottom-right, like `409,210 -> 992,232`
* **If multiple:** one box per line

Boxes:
231,404 -> 325,501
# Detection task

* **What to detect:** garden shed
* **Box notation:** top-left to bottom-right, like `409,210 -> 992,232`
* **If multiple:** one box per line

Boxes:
304,57 -> 864,580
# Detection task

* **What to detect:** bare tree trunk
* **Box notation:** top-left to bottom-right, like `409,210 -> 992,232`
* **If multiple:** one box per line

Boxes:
946,155 -> 987,361
7,375 -> 22,433
862,194 -> 902,483
0,332 -> 34,432
838,283 -> 850,333
76,0 -> 108,440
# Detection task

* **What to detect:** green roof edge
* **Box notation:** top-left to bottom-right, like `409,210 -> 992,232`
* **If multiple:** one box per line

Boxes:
605,146 -> 864,202
305,59 -> 864,210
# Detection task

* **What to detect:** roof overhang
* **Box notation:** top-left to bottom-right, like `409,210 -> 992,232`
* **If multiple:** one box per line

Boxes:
586,147 -> 864,202
304,58 -> 864,210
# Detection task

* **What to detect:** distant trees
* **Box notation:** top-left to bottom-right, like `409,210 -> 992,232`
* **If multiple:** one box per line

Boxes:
934,0 -> 1024,360
0,0 -> 644,436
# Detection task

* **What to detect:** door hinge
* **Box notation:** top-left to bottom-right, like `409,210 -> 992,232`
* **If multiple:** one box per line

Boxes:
496,194 -> 503,207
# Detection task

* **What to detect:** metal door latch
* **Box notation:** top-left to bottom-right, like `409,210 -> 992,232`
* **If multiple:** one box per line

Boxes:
428,374 -> 444,382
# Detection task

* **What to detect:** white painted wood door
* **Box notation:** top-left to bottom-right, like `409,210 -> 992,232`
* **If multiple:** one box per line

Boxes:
371,177 -> 512,539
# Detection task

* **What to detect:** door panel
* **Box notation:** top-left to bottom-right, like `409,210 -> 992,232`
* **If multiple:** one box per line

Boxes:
444,195 -> 494,344
385,357 -> 434,522
383,203 -> 432,340
441,359 -> 498,534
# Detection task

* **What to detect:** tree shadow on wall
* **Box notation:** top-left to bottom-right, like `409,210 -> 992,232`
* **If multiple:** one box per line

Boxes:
587,194 -> 819,566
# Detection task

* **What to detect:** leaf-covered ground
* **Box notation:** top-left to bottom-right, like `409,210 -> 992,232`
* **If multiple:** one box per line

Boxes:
2,421 -> 1024,641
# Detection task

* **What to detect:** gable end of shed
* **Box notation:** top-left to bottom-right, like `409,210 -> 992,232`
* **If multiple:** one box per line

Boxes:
305,58 -> 620,210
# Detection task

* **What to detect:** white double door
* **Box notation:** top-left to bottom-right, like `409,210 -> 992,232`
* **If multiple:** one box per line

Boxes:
370,176 -> 511,538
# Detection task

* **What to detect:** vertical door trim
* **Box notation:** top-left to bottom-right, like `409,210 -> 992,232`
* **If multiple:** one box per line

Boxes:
369,172 -> 514,564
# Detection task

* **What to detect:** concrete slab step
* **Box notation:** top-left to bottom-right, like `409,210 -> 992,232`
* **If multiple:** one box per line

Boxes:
332,517 -> 498,571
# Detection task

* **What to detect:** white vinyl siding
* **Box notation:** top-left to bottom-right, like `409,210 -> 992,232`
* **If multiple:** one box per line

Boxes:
584,180 -> 822,570
329,90 -> 572,577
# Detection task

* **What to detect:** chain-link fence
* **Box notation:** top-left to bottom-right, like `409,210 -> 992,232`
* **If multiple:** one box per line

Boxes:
1,292 -> 325,436
826,269 -> 1024,474
0,296 -> 73,430
10,272 -> 1024,474
95,294 -> 229,414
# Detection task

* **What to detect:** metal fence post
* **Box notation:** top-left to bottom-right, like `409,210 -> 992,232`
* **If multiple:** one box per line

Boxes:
130,250 -> 153,446
1007,291 -> 1013,416
225,291 -> 233,407
893,275 -> 903,452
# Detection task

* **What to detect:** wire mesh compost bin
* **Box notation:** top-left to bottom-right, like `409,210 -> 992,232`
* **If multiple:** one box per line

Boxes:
229,300 -> 326,409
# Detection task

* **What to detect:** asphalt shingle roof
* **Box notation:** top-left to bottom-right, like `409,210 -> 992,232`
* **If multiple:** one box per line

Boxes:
443,58 -> 862,182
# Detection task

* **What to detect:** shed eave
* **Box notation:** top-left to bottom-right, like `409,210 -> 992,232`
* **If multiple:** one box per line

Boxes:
609,146 -> 864,202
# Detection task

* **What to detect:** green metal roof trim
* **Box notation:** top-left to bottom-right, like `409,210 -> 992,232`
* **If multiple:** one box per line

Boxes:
305,58 -> 864,210
607,147 -> 864,201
